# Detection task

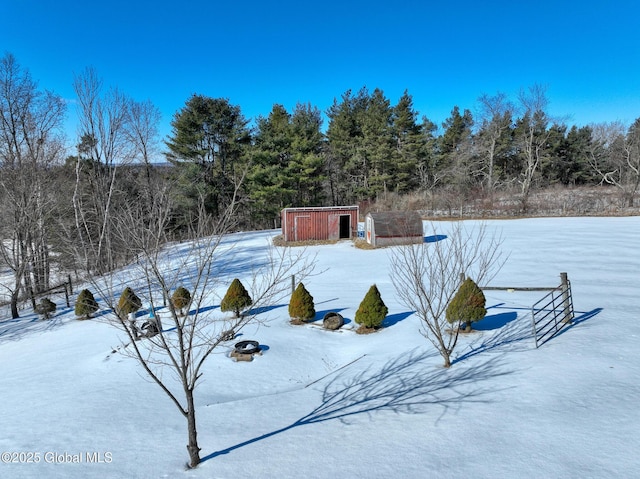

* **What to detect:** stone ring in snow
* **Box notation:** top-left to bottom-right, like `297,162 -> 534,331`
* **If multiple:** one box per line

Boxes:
233,340 -> 260,355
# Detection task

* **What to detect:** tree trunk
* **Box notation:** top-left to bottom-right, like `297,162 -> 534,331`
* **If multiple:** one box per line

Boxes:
10,289 -> 20,319
443,354 -> 451,368
186,389 -> 201,468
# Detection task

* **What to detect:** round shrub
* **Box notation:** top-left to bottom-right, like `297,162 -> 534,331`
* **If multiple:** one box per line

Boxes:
288,282 -> 315,323
75,289 -> 99,320
355,284 -> 388,330
446,277 -> 486,331
171,286 -> 191,316
221,278 -> 252,318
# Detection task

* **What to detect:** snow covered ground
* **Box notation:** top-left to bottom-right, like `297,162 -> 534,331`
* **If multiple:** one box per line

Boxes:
1,217 -> 638,479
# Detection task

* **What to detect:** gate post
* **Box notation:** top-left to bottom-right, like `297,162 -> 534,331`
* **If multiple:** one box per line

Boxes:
560,272 -> 573,324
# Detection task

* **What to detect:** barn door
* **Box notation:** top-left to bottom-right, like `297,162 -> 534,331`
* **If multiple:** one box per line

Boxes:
328,214 -> 340,240
339,215 -> 351,239
294,215 -> 311,241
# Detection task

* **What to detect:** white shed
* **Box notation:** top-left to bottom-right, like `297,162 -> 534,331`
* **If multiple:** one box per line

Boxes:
365,211 -> 424,247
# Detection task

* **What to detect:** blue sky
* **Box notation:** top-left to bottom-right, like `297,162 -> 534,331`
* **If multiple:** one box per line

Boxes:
2,0 -> 639,147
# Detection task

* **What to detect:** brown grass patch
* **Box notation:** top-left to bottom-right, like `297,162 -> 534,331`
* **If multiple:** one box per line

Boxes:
355,325 -> 382,334
272,234 -> 345,248
353,239 -> 375,250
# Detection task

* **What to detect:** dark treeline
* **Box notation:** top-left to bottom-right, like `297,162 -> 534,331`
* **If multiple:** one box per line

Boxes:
167,86 -> 640,227
1,53 -> 639,316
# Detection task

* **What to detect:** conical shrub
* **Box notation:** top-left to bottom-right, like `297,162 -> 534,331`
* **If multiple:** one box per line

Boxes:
35,298 -> 56,320
288,282 -> 315,322
171,286 -> 191,316
75,289 -> 98,320
355,284 -> 388,330
221,278 -> 252,318
446,277 -> 486,331
117,287 -> 142,319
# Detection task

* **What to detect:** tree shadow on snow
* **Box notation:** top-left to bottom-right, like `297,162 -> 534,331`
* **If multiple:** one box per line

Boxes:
0,312 -> 68,342
550,307 -> 603,341
453,305 -> 532,364
382,311 -> 414,328
189,304 -> 219,316
202,348 -> 516,463
473,311 -> 518,331
246,303 -> 287,316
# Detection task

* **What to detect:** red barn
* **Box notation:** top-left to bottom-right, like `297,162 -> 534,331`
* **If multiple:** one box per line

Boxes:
281,206 -> 359,242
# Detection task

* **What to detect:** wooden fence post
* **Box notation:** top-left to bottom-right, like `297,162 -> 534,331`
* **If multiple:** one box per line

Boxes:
560,272 -> 572,324
63,284 -> 70,308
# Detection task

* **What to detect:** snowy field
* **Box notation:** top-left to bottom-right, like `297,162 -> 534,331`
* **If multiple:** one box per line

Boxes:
0,217 -> 638,479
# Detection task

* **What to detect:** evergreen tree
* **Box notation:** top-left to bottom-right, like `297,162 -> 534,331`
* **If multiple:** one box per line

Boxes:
326,88 -> 368,204
220,278 -> 252,318
559,125 -> 599,185
354,284 -> 388,330
391,90 -> 426,193
165,95 -> 251,226
289,103 -> 325,206
75,289 -> 99,320
288,282 -> 315,322
248,104 -> 296,227
440,106 -> 474,157
117,287 -> 142,319
416,115 -> 441,191
439,106 -> 476,197
171,286 -> 192,316
543,123 -> 597,186
446,277 -> 486,331
248,103 -> 325,228
35,298 -> 56,320
360,88 -> 395,200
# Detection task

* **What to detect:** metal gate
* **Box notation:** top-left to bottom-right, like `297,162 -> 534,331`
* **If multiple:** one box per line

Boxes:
531,275 -> 574,348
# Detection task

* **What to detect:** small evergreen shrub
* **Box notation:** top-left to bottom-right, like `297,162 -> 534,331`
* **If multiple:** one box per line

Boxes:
35,298 -> 56,320
171,286 -> 191,316
355,284 -> 388,331
117,287 -> 142,319
75,289 -> 99,320
220,278 -> 252,318
288,282 -> 316,323
446,277 -> 487,331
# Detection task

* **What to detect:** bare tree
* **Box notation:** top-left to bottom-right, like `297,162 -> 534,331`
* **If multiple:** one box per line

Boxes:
476,92 -> 514,195
92,186 -> 315,468
124,98 -> 162,207
588,120 -> 640,207
515,84 -> 552,212
72,67 -> 134,274
0,53 -> 66,317
389,222 -> 505,368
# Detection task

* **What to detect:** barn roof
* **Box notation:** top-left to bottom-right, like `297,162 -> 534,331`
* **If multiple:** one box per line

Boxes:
282,205 -> 358,213
367,211 -> 423,237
